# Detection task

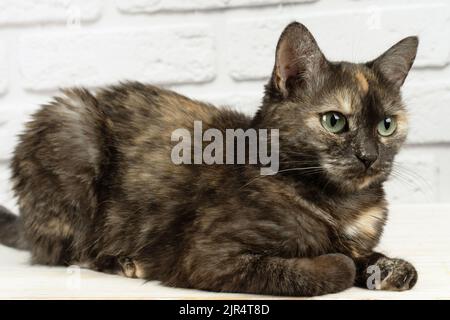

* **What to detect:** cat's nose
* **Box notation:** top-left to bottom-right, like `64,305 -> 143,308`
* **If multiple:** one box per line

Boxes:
356,152 -> 377,169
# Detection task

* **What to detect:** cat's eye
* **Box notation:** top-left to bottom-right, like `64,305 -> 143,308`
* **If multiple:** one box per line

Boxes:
377,117 -> 397,137
321,112 -> 347,134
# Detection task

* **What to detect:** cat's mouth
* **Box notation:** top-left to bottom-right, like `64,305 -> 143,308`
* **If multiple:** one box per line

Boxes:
348,167 -> 386,189
324,163 -> 385,190
353,173 -> 381,189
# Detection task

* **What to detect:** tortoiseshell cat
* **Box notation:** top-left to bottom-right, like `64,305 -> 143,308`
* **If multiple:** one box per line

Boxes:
0,22 -> 418,296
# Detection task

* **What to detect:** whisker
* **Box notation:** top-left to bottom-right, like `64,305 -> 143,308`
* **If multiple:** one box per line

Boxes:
275,167 -> 323,174
388,167 -> 434,201
393,161 -> 433,190
240,166 -> 325,189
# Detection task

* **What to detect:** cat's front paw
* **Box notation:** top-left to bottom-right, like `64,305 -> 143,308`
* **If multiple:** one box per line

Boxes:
370,257 -> 418,291
118,257 -> 138,278
117,257 -> 146,279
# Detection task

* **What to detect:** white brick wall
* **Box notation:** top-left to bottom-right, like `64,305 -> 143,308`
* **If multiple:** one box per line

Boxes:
0,0 -> 101,25
20,26 -> 216,90
0,0 -> 449,209
116,0 -> 317,13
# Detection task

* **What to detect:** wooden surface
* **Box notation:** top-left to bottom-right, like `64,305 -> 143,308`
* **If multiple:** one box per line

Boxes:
0,204 -> 449,300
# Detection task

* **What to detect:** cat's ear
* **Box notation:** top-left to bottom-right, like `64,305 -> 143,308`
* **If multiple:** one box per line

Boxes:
370,36 -> 419,88
271,22 -> 328,97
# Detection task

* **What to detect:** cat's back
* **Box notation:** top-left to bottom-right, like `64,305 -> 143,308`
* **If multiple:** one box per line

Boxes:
11,82 -> 245,265
13,81 -> 248,209
13,82 -> 228,180
96,82 -> 224,140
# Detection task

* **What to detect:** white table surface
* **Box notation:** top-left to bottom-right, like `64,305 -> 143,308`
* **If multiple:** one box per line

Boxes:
1,204 -> 449,300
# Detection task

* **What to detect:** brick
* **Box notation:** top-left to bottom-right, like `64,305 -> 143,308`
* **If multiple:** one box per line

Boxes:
0,118 -> 20,162
0,97 -> 51,162
0,163 -> 16,211
0,43 -> 8,95
385,151 -> 439,204
117,0 -> 315,13
0,0 -> 101,25
19,26 -> 216,91
227,3 -> 450,81
403,83 -> 450,144
198,92 -> 262,116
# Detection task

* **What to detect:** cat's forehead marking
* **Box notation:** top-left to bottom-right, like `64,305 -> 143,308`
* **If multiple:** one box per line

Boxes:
335,90 -> 353,114
355,70 -> 369,95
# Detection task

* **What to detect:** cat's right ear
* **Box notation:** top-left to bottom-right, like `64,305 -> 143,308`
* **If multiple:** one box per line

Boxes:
369,36 -> 419,89
271,22 -> 328,98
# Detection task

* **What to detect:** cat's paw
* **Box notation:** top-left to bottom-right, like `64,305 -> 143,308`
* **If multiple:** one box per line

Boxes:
313,253 -> 356,294
372,257 -> 418,291
118,257 -> 138,278
118,257 -> 146,279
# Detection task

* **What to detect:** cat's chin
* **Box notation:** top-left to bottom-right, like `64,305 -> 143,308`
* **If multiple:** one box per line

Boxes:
354,175 -> 381,190
326,171 -> 385,192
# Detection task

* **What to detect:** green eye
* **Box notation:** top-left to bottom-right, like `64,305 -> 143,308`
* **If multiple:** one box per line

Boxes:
377,117 -> 397,136
321,112 -> 347,133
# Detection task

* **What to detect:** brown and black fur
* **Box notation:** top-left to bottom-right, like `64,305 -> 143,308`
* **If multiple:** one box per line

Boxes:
0,22 -> 418,296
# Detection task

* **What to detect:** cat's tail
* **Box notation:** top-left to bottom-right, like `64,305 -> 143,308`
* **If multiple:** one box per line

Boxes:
0,205 -> 28,250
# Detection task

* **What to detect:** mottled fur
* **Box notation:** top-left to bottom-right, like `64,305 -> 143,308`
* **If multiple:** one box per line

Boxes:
0,22 -> 418,296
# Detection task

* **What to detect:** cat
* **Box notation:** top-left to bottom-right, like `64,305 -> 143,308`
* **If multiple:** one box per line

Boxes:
0,22 -> 418,296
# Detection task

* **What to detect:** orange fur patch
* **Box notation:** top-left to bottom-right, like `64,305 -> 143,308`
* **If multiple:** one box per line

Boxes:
355,71 -> 369,94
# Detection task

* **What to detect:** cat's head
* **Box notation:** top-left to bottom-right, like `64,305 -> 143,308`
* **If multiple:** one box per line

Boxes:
257,22 -> 418,192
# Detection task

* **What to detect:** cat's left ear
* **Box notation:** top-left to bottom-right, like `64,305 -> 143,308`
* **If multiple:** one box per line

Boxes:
370,36 -> 419,88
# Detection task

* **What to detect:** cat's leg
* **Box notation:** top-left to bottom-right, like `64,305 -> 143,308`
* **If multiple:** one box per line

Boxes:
172,252 -> 356,296
353,252 -> 417,291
